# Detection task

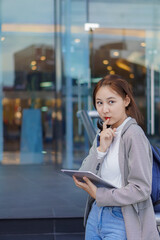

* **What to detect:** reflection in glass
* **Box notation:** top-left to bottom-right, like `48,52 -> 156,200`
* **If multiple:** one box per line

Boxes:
1,0 -> 160,167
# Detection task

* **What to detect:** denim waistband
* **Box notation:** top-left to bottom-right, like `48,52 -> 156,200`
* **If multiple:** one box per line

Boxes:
93,201 -> 122,212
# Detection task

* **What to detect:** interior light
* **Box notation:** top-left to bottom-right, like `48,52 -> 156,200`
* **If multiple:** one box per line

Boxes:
57,111 -> 62,121
32,66 -> 37,70
41,106 -> 48,112
116,60 -> 131,72
103,60 -> 109,65
15,112 -> 22,119
84,23 -> 100,31
52,112 -> 56,119
31,61 -> 36,66
1,37 -> 5,41
92,78 -> 102,83
107,66 -> 112,71
140,42 -> 146,47
74,38 -> 80,43
130,73 -> 134,79
40,56 -> 46,61
113,51 -> 119,57
40,82 -> 52,87
42,151 -> 47,154
110,70 -> 115,75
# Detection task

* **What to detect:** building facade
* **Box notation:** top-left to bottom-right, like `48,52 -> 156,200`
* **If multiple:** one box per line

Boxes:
0,0 -> 160,168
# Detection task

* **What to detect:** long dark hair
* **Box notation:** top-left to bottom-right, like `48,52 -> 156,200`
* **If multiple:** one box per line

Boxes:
93,74 -> 144,129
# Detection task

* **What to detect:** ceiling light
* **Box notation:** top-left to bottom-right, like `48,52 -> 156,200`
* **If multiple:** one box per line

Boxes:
103,60 -> 109,65
107,66 -> 112,71
40,56 -> 46,61
84,23 -> 100,31
31,61 -> 36,66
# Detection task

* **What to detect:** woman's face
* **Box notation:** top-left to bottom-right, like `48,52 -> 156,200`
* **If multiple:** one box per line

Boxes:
95,86 -> 130,128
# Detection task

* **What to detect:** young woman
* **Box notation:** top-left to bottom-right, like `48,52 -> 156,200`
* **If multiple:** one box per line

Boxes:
73,75 -> 159,240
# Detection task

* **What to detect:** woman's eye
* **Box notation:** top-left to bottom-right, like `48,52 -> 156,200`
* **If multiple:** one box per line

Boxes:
109,100 -> 114,104
96,101 -> 102,105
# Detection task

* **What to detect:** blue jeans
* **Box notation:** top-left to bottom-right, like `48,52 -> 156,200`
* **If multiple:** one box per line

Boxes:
85,201 -> 127,240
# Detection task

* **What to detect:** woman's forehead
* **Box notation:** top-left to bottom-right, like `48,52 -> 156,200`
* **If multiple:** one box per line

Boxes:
96,85 -> 119,98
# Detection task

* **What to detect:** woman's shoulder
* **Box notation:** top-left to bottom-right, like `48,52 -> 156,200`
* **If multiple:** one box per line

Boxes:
122,118 -> 146,139
121,119 -> 151,154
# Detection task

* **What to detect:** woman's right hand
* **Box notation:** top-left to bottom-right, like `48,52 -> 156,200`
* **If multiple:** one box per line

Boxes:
97,118 -> 116,152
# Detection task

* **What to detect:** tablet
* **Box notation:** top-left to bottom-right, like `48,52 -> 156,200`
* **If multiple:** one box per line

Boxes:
61,169 -> 116,188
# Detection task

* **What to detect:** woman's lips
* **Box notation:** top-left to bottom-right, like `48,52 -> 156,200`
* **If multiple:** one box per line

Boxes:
105,117 -> 110,120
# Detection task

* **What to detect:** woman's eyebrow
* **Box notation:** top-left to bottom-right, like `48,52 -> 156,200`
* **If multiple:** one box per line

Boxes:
96,96 -> 116,101
107,97 -> 116,100
96,98 -> 102,100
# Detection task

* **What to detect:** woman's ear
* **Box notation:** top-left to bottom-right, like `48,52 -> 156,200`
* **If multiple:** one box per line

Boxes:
124,95 -> 130,107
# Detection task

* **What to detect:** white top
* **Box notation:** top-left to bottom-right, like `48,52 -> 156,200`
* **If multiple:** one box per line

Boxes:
97,117 -> 131,188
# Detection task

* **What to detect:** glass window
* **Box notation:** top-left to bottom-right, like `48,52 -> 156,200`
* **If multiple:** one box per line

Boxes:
1,0 -> 57,164
88,0 -> 160,145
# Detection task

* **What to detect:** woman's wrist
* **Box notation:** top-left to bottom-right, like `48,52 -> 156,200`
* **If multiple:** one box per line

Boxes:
97,146 -> 107,153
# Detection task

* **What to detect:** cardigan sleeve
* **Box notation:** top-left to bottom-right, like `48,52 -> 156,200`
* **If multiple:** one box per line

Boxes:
96,126 -> 153,207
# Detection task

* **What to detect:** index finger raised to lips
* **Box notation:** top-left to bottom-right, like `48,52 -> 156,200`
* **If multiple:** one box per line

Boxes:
103,118 -> 109,130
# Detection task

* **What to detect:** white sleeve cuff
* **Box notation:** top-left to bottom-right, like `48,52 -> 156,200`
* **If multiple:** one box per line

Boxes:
97,148 -> 108,158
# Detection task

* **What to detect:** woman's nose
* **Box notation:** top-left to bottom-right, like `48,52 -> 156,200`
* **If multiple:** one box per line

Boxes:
102,104 -> 109,113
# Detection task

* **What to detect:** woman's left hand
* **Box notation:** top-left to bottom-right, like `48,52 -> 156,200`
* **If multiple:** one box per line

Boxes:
73,176 -> 97,199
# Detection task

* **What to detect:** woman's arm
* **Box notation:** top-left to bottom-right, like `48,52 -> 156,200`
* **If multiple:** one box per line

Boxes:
96,127 -> 152,207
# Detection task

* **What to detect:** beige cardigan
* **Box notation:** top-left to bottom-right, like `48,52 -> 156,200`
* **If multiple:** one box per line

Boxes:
79,118 -> 159,240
